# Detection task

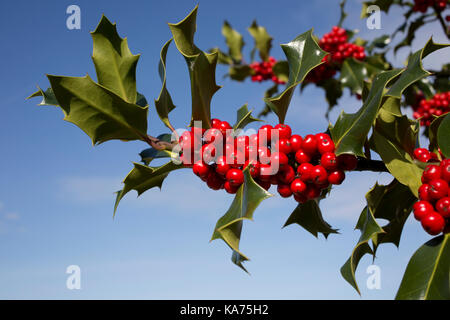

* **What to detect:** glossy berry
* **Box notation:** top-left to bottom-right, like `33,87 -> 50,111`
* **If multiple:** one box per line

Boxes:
418,184 -> 433,202
206,172 -> 224,190
258,125 -> 274,144
305,184 -> 321,200
290,135 -> 303,152
422,165 -> 442,183
294,193 -> 308,204
271,152 -> 289,169
429,179 -> 449,200
226,169 -> 244,187
317,135 -> 335,154
193,161 -> 210,178
311,165 -> 328,185
321,152 -> 338,171
441,160 -> 450,182
302,135 -> 318,155
436,197 -> 450,218
421,212 -> 445,236
215,156 -> 230,176
413,200 -> 434,221
224,181 -> 239,194
278,165 -> 295,184
277,139 -> 293,154
328,170 -> 345,185
295,149 -> 311,164
290,179 -> 307,195
244,160 -> 261,178
297,163 -> 315,182
278,184 -> 293,198
274,124 -> 292,140
211,118 -> 221,129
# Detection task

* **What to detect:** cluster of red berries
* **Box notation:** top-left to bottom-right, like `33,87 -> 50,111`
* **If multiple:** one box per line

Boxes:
413,148 -> 450,235
180,120 -> 358,203
412,0 -> 449,12
249,57 -> 286,84
307,26 -> 366,83
412,91 -> 450,127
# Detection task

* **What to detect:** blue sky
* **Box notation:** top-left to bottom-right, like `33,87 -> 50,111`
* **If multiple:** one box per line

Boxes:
0,0 -> 449,299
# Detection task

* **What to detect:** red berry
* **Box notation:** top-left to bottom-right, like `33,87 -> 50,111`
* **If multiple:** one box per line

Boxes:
302,134 -> 318,155
297,163 -> 314,182
226,169 -> 244,187
277,139 -> 293,154
321,152 -> 338,171
436,197 -> 450,218
218,121 -> 232,135
202,143 -> 217,163
328,170 -> 345,185
274,124 -> 292,140
258,146 -> 271,164
315,133 -> 331,141
224,181 -> 239,194
278,165 -> 296,184
414,148 -> 431,163
206,172 -> 224,190
421,212 -> 445,235
258,125 -> 274,145
204,128 -> 223,144
422,165 -> 442,183
440,160 -> 450,182
193,160 -> 210,178
211,118 -> 221,129
295,149 -> 311,164
317,136 -> 335,154
305,184 -> 321,200
418,184 -> 433,202
290,135 -> 303,152
413,200 -> 434,221
259,164 -> 274,181
337,154 -> 358,171
429,179 -> 449,200
290,178 -> 307,195
216,156 -> 231,176
311,165 -> 328,185
257,179 -> 271,190
278,184 -> 293,198
271,152 -> 289,169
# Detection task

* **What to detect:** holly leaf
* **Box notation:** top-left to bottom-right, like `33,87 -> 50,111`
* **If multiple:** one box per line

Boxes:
367,35 -> 391,53
228,65 -> 253,81
272,60 -> 289,83
371,103 -> 422,196
339,58 -> 369,95
330,69 -> 403,157
317,78 -> 343,118
210,47 -> 233,65
211,168 -> 273,272
155,39 -> 176,131
168,6 -> 221,128
27,86 -> 59,106
43,75 -> 148,145
233,104 -> 262,130
437,113 -> 450,158
388,38 -> 450,98
283,199 -> 338,238
91,15 -> 139,103
342,179 -> 416,294
428,114 -> 446,154
114,161 -> 182,215
393,15 -> 428,55
341,205 -> 384,294
264,29 -> 327,124
258,83 -> 280,118
396,234 -> 450,300
139,134 -> 176,165
247,20 -> 272,62
222,21 -> 244,62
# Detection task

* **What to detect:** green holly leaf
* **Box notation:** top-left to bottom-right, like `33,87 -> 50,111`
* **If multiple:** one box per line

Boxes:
427,114 -> 445,154
233,104 -> 263,130
114,161 -> 182,215
91,15 -> 139,103
371,104 -> 422,196
27,86 -> 59,106
330,69 -> 403,157
396,234 -> 450,300
264,29 -> 327,124
388,38 -> 450,98
222,21 -> 244,62
139,134 -> 176,165
210,47 -> 233,65
342,179 -> 416,294
437,113 -> 450,158
211,168 -> 273,272
319,78 -> 343,118
339,58 -> 369,95
283,199 -> 339,238
393,15 -> 428,55
341,205 -> 384,294
228,65 -> 253,81
272,60 -> 289,83
43,75 -> 148,145
155,39 -> 176,131
168,6 -> 221,129
258,83 -> 280,118
367,35 -> 391,53
248,20 -> 273,62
